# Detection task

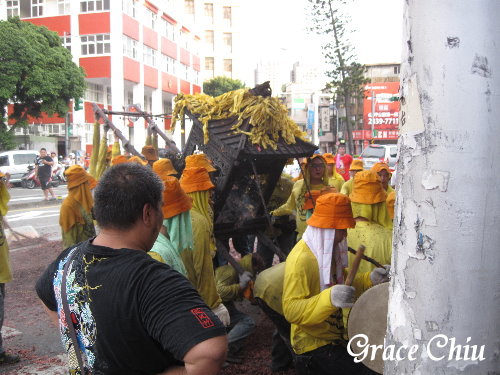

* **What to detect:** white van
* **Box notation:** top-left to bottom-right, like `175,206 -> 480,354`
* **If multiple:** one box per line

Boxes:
0,150 -> 39,184
359,144 -> 398,170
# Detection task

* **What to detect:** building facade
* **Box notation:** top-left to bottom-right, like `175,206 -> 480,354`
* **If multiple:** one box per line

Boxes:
1,0 -> 244,155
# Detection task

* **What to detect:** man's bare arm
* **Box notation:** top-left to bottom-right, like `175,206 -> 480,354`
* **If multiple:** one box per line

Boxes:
157,335 -> 227,375
41,302 -> 59,327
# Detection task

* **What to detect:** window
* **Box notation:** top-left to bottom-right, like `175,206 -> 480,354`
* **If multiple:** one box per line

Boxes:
81,34 -> 111,55
13,154 -> 37,165
223,59 -> 232,74
106,87 -> 112,105
58,0 -> 70,14
223,33 -> 232,53
61,35 -> 71,51
204,3 -> 213,23
394,66 -> 400,74
180,63 -> 189,80
223,6 -> 232,26
122,0 -> 136,17
205,57 -> 214,71
0,156 -> 9,167
146,8 -> 157,29
184,0 -> 194,15
161,54 -> 176,74
85,83 -> 104,102
80,0 -> 110,12
123,35 -> 138,59
143,45 -> 157,66
6,1 -> 19,18
144,95 -> 152,112
32,0 -> 43,17
205,30 -> 214,50
165,21 -> 176,41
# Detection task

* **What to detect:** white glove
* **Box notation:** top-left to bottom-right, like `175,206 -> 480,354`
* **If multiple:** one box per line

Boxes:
330,285 -> 356,308
370,265 -> 390,285
211,304 -> 230,326
239,271 -> 253,289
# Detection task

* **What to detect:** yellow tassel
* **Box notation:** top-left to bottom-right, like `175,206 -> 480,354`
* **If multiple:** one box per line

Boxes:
95,132 -> 108,179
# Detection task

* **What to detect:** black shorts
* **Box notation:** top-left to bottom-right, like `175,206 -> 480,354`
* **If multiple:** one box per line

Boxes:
39,176 -> 50,190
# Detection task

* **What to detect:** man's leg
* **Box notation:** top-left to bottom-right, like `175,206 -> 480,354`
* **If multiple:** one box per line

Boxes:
40,178 -> 49,200
0,284 -> 20,365
47,187 -> 56,199
224,302 -> 255,355
255,298 -> 294,371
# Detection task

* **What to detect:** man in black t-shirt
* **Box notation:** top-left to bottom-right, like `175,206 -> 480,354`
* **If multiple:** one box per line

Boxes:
36,163 -> 227,375
34,148 -> 56,201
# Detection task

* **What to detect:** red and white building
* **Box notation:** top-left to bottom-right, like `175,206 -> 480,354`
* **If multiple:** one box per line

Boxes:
1,0 -> 206,154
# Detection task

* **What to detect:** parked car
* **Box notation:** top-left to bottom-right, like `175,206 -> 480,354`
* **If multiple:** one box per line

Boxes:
359,144 -> 398,171
0,150 -> 38,184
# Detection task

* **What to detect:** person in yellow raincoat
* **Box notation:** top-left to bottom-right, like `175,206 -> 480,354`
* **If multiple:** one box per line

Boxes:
148,176 -> 191,277
386,191 -> 396,220
179,167 -> 230,327
214,253 -> 265,363
371,162 -> 395,193
59,165 -> 96,249
271,154 -> 331,241
340,159 -> 364,196
0,173 -> 20,365
322,153 -> 345,192
254,262 -> 295,372
282,193 -> 389,375
348,170 -> 393,274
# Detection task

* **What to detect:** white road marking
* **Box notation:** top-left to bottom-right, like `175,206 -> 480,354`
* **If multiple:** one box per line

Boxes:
1,326 -> 22,339
6,211 -> 60,222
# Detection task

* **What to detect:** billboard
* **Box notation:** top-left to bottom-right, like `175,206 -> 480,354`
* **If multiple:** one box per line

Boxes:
363,82 -> 400,131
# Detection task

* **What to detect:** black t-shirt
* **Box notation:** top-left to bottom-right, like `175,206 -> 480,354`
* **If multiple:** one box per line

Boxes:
36,240 -> 226,375
35,156 -> 53,178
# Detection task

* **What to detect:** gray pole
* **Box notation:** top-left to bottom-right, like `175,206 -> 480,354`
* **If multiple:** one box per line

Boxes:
65,112 -> 70,157
385,1 -> 500,373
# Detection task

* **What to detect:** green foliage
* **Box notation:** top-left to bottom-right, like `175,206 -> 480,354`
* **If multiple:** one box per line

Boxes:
0,17 -> 86,148
307,0 -> 369,153
203,76 -> 246,97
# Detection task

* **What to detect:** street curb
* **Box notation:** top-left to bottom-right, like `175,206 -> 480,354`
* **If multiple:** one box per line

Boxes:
8,200 -> 63,211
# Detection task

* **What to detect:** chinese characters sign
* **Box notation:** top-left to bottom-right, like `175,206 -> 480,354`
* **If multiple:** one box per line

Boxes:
363,82 -> 400,132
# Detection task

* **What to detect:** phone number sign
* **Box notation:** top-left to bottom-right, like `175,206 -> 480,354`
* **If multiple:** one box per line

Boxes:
364,82 -> 400,130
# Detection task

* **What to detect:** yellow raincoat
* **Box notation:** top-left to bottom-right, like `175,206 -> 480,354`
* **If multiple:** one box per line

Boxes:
0,181 -> 12,284
181,209 -> 221,309
271,165 -> 331,240
215,254 -> 253,303
59,167 -> 96,249
254,262 -> 285,315
328,176 -> 344,193
282,240 -> 371,355
347,221 -> 392,274
340,178 -> 354,196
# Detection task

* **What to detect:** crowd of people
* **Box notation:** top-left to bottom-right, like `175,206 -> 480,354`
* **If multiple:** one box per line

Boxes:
0,141 -> 397,374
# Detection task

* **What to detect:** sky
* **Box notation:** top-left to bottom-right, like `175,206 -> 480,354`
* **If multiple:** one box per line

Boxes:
239,0 -> 403,83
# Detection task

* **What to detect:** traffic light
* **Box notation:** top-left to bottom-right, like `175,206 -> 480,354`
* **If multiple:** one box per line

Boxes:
74,98 -> 83,111
68,125 -> 73,136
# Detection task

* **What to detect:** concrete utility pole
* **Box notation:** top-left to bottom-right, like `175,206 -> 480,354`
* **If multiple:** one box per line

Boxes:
386,1 -> 499,373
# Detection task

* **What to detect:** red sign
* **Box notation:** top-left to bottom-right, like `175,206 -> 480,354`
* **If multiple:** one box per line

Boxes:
364,82 -> 400,131
352,130 -> 399,140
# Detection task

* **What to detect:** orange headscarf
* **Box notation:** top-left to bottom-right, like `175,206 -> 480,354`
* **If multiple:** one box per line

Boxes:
180,167 -> 215,193
60,165 -> 94,232
142,145 -> 159,162
162,176 -> 192,219
128,155 -> 148,166
153,158 -> 178,180
349,170 -> 387,204
111,155 -> 129,166
307,193 -> 356,229
185,153 -> 216,172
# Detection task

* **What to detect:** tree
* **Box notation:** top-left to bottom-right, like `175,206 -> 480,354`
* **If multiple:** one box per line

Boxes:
0,17 -> 86,150
203,76 -> 246,97
307,0 -> 369,154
